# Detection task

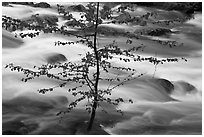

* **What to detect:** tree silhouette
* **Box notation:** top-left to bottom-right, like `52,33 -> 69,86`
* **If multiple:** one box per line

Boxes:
3,2 -> 187,132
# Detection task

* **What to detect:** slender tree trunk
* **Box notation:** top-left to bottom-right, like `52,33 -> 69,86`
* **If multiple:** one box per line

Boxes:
87,99 -> 97,131
87,2 -> 100,132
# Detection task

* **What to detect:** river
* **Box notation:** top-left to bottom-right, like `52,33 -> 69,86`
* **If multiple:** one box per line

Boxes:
2,4 -> 202,135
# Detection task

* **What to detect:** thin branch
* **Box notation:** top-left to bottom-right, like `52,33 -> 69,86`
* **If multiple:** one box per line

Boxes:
83,74 -> 94,92
107,73 -> 120,90
152,52 -> 158,78
108,72 -> 146,92
97,102 -> 109,114
86,74 -> 95,86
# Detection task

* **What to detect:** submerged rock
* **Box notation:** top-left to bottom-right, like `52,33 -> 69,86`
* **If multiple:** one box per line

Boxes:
46,53 -> 67,64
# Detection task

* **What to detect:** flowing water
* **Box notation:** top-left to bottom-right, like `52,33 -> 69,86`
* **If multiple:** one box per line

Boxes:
2,4 -> 202,135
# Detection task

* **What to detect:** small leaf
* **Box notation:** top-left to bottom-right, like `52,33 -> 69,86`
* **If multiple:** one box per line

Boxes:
129,99 -> 133,104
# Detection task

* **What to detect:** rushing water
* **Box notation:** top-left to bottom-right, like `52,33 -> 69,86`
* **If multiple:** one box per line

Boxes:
2,4 -> 202,135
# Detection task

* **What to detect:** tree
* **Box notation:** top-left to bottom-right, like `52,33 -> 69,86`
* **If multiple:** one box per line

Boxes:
3,2 -> 187,132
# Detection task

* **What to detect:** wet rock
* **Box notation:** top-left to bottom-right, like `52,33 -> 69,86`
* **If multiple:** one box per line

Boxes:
115,11 -> 131,23
34,2 -> 51,8
24,15 -> 58,27
43,15 -> 58,26
139,20 -> 147,26
174,81 -> 196,93
46,53 -> 67,64
2,2 -> 12,7
69,4 -> 86,12
97,26 -> 125,36
134,27 -> 172,36
2,2 -> 9,6
147,28 -> 172,36
65,19 -> 84,27
131,17 -> 142,25
154,78 -> 174,94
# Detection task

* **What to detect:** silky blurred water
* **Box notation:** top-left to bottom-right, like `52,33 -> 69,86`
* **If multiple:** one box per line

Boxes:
2,4 -> 202,135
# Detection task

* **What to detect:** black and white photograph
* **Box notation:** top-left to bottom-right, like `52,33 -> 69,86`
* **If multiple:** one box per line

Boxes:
2,1 -> 202,135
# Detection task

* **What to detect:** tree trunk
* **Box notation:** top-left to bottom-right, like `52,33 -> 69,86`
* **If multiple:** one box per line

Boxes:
87,99 -> 97,131
87,2 -> 100,132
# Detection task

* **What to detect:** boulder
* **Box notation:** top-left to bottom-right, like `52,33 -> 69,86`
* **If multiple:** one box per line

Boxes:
139,20 -> 147,26
2,2 -> 11,7
131,17 -> 142,25
34,2 -> 51,8
43,15 -> 58,26
134,27 -> 172,36
69,4 -> 86,12
97,26 -> 124,36
115,11 -> 131,23
46,53 -> 67,64
154,78 -> 174,94
24,15 -> 58,27
147,28 -> 172,36
175,81 -> 196,93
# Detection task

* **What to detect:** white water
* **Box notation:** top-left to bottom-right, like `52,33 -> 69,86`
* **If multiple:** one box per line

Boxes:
2,4 -> 202,135
186,13 -> 202,28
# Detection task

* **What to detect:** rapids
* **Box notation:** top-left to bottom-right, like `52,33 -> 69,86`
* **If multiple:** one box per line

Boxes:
2,3 -> 202,135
